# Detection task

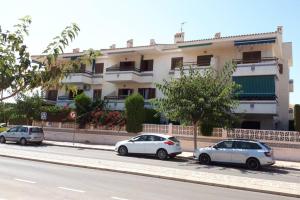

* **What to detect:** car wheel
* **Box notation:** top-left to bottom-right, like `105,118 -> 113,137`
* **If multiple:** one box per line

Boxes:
118,146 -> 128,156
157,149 -> 168,160
20,138 -> 27,146
0,136 -> 6,144
199,153 -> 211,165
246,158 -> 261,170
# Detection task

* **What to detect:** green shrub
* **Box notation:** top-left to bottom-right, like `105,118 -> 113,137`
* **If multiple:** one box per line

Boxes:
75,93 -> 92,128
295,104 -> 300,132
144,108 -> 160,124
125,93 -> 145,133
201,123 -> 214,136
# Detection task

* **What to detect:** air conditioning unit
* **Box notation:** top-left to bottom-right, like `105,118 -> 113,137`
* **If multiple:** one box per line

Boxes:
83,84 -> 91,91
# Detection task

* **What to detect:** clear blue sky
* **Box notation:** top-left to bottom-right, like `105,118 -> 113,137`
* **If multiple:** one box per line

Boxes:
0,0 -> 299,104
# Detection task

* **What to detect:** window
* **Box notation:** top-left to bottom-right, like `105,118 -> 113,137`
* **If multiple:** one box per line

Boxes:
140,60 -> 153,72
138,88 -> 156,99
93,89 -> 102,100
118,89 -> 133,99
145,135 -> 165,142
47,90 -> 58,101
120,61 -> 135,71
234,141 -> 261,149
132,135 -> 147,141
278,63 -> 283,74
241,121 -> 261,129
168,137 -> 179,143
171,57 -> 183,70
216,141 -> 233,148
18,127 -> 28,133
242,51 -> 261,63
8,127 -> 18,132
30,128 -> 43,133
94,63 -> 104,74
197,55 -> 212,66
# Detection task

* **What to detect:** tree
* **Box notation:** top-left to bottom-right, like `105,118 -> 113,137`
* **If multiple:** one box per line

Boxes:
125,93 -> 145,133
75,93 -> 92,128
14,93 -> 43,125
294,104 -> 300,132
0,16 -> 100,101
153,62 -> 240,149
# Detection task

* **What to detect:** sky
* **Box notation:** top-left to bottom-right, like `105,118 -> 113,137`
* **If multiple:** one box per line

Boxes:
0,0 -> 299,104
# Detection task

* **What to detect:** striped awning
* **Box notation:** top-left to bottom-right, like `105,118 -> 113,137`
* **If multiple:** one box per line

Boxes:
234,37 -> 276,46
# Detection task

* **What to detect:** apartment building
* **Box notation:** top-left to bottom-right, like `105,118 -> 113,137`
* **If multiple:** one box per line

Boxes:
44,26 -> 293,130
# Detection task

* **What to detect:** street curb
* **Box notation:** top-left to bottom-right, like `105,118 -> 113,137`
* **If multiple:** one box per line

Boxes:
43,141 -> 115,152
0,153 -> 299,198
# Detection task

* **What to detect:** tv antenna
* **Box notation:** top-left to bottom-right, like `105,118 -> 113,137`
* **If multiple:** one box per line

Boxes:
180,22 -> 186,32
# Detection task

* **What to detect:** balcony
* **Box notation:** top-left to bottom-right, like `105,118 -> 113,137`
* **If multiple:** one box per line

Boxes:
104,96 -> 153,110
289,79 -> 294,92
62,71 -> 93,84
234,100 -> 278,115
233,57 -> 279,77
172,62 -> 211,79
104,65 -> 153,83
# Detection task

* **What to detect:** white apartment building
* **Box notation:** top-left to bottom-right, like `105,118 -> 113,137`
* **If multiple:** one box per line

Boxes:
44,26 -> 293,130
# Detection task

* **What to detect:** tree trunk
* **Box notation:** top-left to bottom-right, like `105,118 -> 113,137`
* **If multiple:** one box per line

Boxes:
193,121 -> 198,150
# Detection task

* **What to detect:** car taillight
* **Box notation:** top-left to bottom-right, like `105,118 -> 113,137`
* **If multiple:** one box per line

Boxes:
264,152 -> 271,157
164,140 -> 175,145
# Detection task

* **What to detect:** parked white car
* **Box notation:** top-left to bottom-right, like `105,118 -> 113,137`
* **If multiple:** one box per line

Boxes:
0,126 -> 44,145
194,139 -> 275,170
115,133 -> 182,160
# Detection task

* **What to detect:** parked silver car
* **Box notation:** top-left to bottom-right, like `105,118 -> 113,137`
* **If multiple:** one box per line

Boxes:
194,139 -> 275,170
0,126 -> 44,145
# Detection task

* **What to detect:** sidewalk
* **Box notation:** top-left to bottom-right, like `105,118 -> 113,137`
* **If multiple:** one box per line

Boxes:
44,140 -> 300,170
0,144 -> 299,198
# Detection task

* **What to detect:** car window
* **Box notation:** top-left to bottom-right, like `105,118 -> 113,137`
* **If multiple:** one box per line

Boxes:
29,127 -> 43,133
132,135 -> 147,141
260,142 -> 271,151
234,141 -> 262,149
18,127 -> 28,132
8,127 -> 18,132
145,135 -> 165,141
168,137 -> 179,143
217,141 -> 233,148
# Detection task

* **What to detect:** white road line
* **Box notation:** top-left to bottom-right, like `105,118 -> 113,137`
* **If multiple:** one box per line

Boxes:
14,178 -> 36,184
58,186 -> 85,193
111,196 -> 129,200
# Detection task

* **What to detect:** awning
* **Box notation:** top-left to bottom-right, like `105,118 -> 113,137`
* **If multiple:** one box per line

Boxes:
234,37 -> 276,46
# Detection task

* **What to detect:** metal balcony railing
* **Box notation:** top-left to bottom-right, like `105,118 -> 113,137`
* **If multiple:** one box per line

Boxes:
233,57 -> 278,64
106,64 -> 141,73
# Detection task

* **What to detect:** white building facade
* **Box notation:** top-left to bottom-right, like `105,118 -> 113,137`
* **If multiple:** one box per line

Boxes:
44,27 -> 293,130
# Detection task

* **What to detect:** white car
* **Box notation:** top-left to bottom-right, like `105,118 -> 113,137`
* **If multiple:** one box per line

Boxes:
0,126 -> 44,145
115,133 -> 182,160
194,139 -> 275,170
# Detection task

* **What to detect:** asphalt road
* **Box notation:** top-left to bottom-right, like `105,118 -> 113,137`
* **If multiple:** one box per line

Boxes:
0,143 -> 300,184
0,157 -> 298,200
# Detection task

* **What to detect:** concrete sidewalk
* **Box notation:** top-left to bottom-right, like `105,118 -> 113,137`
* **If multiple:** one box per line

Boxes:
44,140 -> 300,170
0,145 -> 299,198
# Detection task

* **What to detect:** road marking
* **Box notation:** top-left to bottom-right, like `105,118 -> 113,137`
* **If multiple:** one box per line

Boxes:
14,178 -> 36,184
111,197 -> 129,200
58,187 -> 85,193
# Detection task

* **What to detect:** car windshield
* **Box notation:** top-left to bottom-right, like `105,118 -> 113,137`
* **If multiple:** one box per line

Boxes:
168,137 -> 179,143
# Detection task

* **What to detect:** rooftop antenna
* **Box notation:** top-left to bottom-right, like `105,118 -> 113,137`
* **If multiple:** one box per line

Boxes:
180,22 -> 186,32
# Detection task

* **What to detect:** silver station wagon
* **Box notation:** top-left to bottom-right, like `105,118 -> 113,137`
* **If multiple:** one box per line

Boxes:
0,126 -> 44,145
194,139 -> 275,170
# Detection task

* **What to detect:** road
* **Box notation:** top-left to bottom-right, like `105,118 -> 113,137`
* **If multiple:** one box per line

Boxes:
0,157 -> 298,200
0,143 -> 299,183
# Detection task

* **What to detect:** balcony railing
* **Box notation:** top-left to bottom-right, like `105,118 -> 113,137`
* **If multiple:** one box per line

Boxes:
104,95 -> 129,100
106,64 -> 141,73
233,57 -> 278,64
182,61 -> 211,67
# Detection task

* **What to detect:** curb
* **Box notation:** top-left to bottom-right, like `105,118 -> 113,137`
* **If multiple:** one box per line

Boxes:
0,153 -> 299,198
43,141 -> 115,152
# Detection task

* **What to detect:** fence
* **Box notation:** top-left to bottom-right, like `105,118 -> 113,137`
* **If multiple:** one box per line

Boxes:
29,121 -> 300,143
